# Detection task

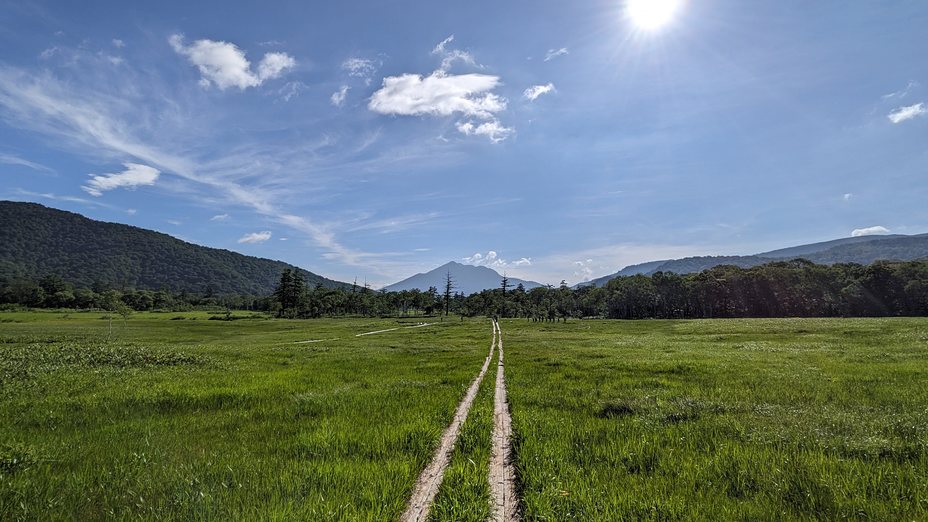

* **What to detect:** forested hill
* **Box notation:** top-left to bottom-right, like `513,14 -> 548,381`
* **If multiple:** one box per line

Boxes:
584,233 -> 928,287
0,201 -> 345,295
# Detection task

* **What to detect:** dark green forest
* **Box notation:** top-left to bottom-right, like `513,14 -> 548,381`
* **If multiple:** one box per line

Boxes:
5,259 -> 927,320
0,201 -> 344,294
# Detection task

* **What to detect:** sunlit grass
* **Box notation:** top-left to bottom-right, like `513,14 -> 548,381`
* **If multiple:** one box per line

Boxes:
504,318 -> 928,520
0,311 -> 488,520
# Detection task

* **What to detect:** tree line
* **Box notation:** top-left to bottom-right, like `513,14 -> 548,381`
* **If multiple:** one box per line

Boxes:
3,259 -> 927,319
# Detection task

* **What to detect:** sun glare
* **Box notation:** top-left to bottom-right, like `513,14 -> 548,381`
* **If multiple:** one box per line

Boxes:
626,0 -> 683,31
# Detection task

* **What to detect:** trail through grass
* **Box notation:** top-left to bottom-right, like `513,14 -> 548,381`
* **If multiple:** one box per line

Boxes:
0,311 -> 486,520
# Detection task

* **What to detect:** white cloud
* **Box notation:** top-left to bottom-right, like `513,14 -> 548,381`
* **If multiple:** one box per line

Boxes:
211,213 -> 230,221
0,152 -> 54,173
851,226 -> 890,237
238,231 -> 272,244
431,35 -> 477,72
169,34 -> 295,90
167,219 -> 182,225
81,162 -> 160,197
331,85 -> 349,107
126,208 -> 137,215
276,81 -> 306,102
257,52 -> 295,80
462,251 -> 530,269
39,47 -> 60,60
368,37 -> 511,142
887,102 -> 926,124
370,72 -> 505,119
523,83 -> 556,101
456,120 -> 513,143
342,58 -> 378,83
112,39 -> 125,49
882,80 -> 918,100
573,259 -> 595,282
279,237 -> 289,241
432,35 -> 455,55
843,193 -> 854,202
544,47 -> 569,62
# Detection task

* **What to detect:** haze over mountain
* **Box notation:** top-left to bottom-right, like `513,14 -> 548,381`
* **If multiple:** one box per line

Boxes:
582,233 -> 928,287
0,202 -> 345,295
384,261 -> 543,295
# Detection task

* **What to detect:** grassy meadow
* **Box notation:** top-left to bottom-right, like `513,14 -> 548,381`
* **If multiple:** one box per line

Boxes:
0,311 -> 489,520
503,318 -> 928,520
2,312 -> 928,520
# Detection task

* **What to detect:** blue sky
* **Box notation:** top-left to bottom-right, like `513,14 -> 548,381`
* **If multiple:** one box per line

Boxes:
1,0 -> 927,287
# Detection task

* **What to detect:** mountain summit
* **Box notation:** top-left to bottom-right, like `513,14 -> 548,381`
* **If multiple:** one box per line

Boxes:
383,261 -> 543,295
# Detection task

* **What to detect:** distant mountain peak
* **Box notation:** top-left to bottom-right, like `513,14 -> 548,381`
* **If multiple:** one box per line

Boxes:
384,260 -> 542,295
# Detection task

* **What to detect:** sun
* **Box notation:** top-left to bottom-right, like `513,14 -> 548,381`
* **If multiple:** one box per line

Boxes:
626,0 -> 684,31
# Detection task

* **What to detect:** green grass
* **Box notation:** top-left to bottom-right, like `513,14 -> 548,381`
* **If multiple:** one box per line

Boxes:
4,312 -> 928,520
0,311 -> 489,521
429,327 -> 497,522
503,317 -> 928,520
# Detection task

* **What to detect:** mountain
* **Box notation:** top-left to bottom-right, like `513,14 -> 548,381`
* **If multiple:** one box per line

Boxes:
584,233 -> 928,287
383,261 -> 544,295
582,260 -> 668,288
0,201 -> 346,295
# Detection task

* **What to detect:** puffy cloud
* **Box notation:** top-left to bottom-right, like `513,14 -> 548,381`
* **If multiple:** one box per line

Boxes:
573,259 -> 595,282
462,251 -> 531,269
523,83 -> 556,101
331,85 -> 349,107
544,47 -> 568,62
887,102 -> 926,124
169,34 -> 295,90
81,162 -> 159,197
369,37 -> 510,142
851,226 -> 890,237
456,120 -> 513,143
370,72 -> 505,119
843,193 -> 854,202
238,231 -> 272,244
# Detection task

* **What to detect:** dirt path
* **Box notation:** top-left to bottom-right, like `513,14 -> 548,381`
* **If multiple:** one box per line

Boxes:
489,320 -> 520,521
356,323 -> 434,337
400,323 -> 497,522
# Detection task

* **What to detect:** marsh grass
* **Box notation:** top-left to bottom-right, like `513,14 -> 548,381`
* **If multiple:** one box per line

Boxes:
504,317 -> 928,520
0,311 -> 488,520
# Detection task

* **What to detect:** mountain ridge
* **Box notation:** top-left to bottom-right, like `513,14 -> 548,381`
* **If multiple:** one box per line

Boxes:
580,233 -> 928,287
0,201 -> 346,294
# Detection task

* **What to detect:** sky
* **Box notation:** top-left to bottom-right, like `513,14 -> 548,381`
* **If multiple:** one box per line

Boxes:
1,0 -> 927,288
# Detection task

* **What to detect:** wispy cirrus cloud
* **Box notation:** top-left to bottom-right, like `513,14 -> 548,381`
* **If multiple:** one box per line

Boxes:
0,152 -> 54,173
544,47 -> 568,62
0,64 -> 382,271
342,57 -> 380,84
169,34 -> 295,90
331,85 -> 349,107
